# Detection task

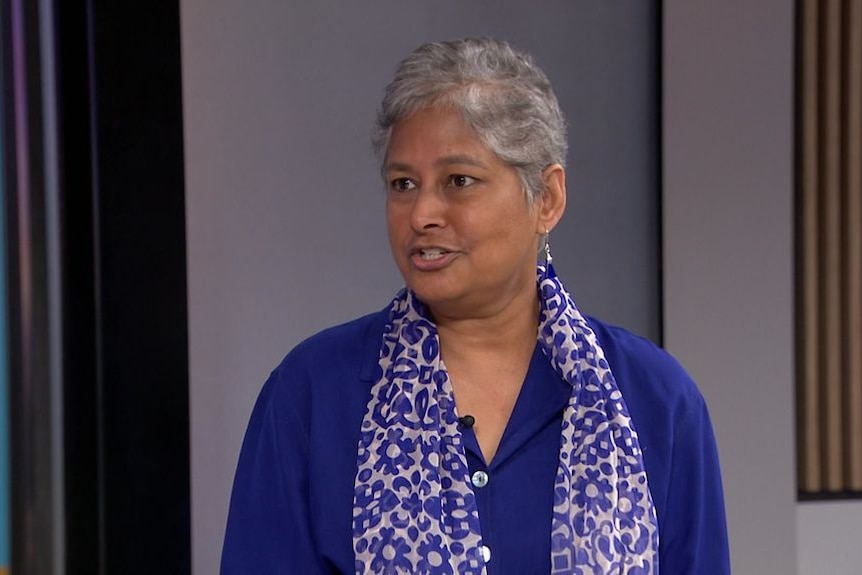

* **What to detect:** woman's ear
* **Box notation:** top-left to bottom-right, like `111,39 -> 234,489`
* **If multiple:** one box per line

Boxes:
536,164 -> 567,234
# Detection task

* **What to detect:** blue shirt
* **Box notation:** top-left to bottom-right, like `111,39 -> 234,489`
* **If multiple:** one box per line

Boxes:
222,308 -> 730,574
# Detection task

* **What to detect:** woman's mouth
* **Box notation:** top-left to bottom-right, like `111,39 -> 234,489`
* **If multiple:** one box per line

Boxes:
418,248 -> 448,261
410,247 -> 458,270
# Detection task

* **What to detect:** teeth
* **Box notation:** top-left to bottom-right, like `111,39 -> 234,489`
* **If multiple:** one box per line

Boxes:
419,248 -> 447,260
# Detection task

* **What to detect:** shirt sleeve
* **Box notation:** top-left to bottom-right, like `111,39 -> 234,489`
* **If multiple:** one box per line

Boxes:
659,396 -> 731,574
221,375 -> 325,574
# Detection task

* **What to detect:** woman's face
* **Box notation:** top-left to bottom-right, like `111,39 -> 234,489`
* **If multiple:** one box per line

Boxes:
385,107 -> 543,318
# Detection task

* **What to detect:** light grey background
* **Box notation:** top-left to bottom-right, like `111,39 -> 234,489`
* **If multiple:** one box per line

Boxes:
182,3 -> 660,574
665,1 -> 862,574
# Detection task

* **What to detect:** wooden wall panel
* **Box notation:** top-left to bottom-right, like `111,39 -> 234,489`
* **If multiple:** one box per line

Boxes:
798,0 -> 862,497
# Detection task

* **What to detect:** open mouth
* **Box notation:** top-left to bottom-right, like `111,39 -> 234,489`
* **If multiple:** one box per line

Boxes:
418,248 -> 449,261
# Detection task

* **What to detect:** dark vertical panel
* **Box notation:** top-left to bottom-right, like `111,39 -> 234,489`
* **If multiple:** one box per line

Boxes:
818,0 -> 843,493
798,0 -> 822,495
88,1 -> 191,572
3,0 -> 190,571
56,0 -> 101,570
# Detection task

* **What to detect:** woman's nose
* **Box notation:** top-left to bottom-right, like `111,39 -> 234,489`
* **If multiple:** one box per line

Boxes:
409,187 -> 447,231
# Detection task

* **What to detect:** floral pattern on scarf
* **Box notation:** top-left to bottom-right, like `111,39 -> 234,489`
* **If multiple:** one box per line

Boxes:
352,269 -> 658,574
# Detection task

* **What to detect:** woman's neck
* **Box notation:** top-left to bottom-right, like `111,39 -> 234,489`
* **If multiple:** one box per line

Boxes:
430,280 -> 541,463
432,281 -> 540,365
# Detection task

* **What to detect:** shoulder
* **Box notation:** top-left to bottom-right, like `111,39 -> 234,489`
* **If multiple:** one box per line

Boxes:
583,315 -> 710,498
585,315 -> 729,570
258,307 -> 389,424
273,307 -> 389,381
585,315 -> 705,422
226,310 -> 392,574
285,307 -> 389,361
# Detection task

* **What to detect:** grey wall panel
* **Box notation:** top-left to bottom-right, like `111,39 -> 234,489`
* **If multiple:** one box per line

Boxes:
663,1 -> 796,573
181,3 -> 658,573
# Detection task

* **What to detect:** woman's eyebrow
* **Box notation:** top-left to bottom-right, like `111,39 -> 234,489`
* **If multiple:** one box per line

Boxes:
386,155 -> 489,174
385,161 -> 413,174
435,154 -> 488,169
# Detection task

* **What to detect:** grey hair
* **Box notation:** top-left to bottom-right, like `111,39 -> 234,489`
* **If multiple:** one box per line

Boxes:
373,37 -> 567,203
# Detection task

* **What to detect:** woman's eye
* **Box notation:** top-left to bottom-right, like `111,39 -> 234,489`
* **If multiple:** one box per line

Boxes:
391,178 -> 416,192
449,175 -> 477,188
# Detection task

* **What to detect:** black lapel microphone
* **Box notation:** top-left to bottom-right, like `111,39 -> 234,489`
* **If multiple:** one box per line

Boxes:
457,414 -> 475,428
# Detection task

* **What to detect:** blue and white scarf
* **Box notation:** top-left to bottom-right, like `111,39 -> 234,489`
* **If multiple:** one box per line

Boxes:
352,268 -> 658,573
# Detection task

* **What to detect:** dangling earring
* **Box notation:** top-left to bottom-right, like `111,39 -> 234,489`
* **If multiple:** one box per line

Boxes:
543,229 -> 557,279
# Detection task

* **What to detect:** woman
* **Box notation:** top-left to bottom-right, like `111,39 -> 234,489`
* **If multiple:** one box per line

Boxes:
222,38 -> 729,574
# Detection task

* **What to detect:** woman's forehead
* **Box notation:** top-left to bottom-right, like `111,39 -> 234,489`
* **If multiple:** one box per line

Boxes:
386,108 -> 497,167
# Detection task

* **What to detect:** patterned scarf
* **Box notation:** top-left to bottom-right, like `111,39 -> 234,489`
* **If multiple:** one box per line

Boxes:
352,268 -> 658,574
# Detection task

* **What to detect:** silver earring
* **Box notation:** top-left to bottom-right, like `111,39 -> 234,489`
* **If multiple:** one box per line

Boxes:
543,229 -> 557,279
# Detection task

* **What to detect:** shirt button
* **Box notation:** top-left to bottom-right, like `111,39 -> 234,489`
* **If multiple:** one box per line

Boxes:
480,545 -> 491,563
471,470 -> 489,488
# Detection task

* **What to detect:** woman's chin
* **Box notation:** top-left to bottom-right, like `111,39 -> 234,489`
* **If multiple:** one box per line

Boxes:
403,276 -> 469,309
407,284 -> 461,308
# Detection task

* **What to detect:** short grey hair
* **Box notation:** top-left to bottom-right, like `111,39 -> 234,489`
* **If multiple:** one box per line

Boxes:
373,37 -> 567,203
